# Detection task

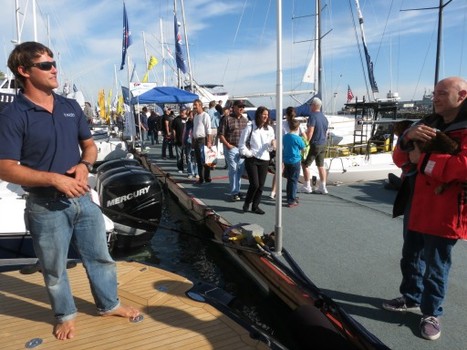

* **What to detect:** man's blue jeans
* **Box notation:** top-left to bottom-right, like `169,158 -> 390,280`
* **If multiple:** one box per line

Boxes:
224,146 -> 244,195
184,143 -> 197,176
26,193 -> 119,322
400,230 -> 457,317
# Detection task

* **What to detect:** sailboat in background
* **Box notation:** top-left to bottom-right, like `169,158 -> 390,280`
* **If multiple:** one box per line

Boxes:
298,0 -> 400,185
243,0 -> 400,185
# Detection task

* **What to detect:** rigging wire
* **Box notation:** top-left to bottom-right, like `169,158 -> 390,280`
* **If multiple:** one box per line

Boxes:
221,0 -> 249,86
460,9 -> 466,77
259,0 -> 273,48
373,0 -> 396,93
410,16 -> 437,101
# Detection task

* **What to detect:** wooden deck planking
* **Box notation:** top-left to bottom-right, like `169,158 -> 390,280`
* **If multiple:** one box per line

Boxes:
0,261 -> 268,350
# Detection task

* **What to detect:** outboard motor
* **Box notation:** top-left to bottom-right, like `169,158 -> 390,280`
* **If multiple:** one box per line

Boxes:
97,162 -> 163,250
95,158 -> 141,194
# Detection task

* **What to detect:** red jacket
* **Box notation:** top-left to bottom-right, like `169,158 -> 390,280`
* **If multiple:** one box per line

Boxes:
393,111 -> 467,240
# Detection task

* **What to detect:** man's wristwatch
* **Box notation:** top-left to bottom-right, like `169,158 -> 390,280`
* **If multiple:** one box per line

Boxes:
79,160 -> 93,172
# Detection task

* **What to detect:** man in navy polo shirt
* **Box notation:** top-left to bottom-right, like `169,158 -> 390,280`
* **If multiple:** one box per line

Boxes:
0,42 -> 140,340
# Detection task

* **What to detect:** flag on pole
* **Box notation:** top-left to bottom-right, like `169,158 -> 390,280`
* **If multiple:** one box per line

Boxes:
148,55 -> 158,70
98,89 -> 106,119
120,2 -> 132,70
116,95 -> 124,115
347,85 -> 354,103
174,15 -> 187,74
142,56 -> 159,83
121,86 -> 130,104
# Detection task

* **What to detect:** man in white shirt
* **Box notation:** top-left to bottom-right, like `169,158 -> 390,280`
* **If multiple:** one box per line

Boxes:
192,99 -> 212,184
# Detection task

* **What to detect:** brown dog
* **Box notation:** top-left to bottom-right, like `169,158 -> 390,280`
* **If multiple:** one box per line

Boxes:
393,120 -> 460,194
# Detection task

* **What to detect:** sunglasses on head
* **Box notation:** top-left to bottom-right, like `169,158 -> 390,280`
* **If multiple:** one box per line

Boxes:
30,61 -> 57,71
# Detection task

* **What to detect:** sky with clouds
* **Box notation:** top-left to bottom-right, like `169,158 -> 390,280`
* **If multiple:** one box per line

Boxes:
1,0 -> 466,112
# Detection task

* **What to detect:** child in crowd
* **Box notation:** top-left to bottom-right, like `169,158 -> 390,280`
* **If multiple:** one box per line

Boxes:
282,119 -> 306,207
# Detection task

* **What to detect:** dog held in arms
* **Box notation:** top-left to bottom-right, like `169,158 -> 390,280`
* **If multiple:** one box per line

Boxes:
392,119 -> 460,194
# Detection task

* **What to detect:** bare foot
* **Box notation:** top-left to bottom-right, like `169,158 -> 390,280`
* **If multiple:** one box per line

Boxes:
53,319 -> 76,340
102,305 -> 141,320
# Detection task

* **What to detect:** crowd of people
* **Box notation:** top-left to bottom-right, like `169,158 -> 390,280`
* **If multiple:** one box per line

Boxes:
140,97 -> 331,214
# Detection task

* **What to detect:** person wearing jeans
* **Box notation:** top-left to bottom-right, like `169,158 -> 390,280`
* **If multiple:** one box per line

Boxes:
218,101 -> 248,201
0,42 -> 140,341
283,119 -> 305,207
382,76 -> 467,341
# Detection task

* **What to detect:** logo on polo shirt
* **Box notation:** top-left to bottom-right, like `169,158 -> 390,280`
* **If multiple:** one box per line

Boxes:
64,113 -> 75,118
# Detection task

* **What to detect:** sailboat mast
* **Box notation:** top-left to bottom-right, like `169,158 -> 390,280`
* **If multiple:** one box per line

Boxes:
434,0 -> 452,86
160,18 -> 166,86
274,0 -> 283,256
179,0 -> 193,90
32,0 -> 37,41
142,31 -> 148,68
316,0 -> 322,98
401,0 -> 452,88
14,0 -> 21,43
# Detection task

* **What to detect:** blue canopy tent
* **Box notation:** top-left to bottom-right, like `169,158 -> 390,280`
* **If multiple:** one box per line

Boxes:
130,86 -> 198,105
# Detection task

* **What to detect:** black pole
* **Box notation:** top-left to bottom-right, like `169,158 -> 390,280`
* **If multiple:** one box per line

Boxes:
317,0 -> 322,99
401,0 -> 453,87
434,0 -> 443,86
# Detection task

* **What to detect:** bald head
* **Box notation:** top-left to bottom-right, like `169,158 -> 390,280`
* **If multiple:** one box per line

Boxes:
433,76 -> 467,123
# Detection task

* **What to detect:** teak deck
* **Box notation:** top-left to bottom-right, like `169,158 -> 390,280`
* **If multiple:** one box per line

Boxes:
0,261 -> 267,350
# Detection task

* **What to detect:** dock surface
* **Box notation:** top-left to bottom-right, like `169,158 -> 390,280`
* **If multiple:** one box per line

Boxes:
0,261 -> 268,350
141,142 -> 467,350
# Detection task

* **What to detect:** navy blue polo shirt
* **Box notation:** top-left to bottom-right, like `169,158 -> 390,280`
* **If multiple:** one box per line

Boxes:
307,111 -> 329,145
0,91 -> 92,176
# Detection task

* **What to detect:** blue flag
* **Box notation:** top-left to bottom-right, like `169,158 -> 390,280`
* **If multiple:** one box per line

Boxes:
121,86 -> 130,104
174,15 -> 187,74
120,3 -> 132,70
363,44 -> 378,93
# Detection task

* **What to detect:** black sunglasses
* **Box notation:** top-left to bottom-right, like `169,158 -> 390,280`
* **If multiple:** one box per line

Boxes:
30,61 -> 57,71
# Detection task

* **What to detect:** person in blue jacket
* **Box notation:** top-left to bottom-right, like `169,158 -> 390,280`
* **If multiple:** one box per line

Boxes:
283,118 -> 306,207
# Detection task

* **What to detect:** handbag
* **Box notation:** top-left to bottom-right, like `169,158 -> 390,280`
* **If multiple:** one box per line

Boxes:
269,150 -> 276,166
204,145 -> 217,167
240,125 -> 254,159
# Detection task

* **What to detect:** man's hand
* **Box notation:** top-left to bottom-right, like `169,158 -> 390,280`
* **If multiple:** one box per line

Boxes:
60,164 -> 90,197
406,124 -> 437,142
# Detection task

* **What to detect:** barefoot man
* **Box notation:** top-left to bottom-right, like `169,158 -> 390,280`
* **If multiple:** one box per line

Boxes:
0,42 -> 141,340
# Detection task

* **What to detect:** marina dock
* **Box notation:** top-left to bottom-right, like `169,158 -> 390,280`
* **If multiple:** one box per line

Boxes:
0,260 -> 269,350
140,142 -> 467,350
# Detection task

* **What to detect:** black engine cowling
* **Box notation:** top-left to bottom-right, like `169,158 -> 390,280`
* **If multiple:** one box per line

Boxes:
99,166 -> 162,232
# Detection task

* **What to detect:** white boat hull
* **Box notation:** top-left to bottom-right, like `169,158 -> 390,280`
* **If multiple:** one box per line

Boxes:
0,180 -> 115,259
306,153 -> 401,185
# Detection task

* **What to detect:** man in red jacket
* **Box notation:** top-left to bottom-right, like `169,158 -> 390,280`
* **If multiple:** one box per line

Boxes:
382,76 -> 467,341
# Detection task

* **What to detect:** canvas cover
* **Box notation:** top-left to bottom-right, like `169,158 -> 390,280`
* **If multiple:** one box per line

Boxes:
131,86 -> 198,105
